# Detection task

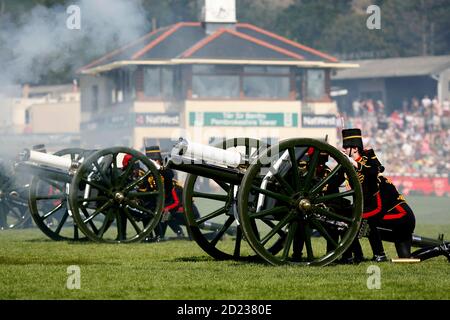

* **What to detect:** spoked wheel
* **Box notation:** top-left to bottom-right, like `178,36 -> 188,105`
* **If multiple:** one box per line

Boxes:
184,138 -> 277,260
69,147 -> 164,243
238,138 -> 363,266
28,148 -> 87,241
0,189 -> 31,230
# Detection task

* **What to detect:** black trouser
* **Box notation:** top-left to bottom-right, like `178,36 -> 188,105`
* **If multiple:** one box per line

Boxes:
368,203 -> 416,258
161,211 -> 186,237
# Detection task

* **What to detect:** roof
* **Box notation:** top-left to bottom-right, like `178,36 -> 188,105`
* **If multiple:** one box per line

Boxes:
332,55 -> 450,80
79,22 -> 353,74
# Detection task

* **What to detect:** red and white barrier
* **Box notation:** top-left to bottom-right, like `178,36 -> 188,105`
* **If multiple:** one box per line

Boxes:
386,174 -> 450,197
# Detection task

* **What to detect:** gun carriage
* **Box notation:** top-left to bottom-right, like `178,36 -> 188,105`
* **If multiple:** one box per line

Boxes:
15,137 -> 367,266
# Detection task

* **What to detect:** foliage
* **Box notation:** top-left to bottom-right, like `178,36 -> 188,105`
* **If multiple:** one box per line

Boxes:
0,0 -> 449,85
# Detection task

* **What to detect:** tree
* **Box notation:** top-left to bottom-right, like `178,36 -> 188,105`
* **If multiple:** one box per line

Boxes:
274,0 -> 353,49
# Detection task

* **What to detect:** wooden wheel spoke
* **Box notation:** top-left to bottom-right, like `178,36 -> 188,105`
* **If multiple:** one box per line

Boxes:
81,178 -> 110,194
54,211 -> 69,235
260,212 -> 294,246
74,226 -> 79,240
288,147 -> 300,191
210,216 -> 234,246
250,185 -> 292,204
123,170 -> 152,193
117,158 -> 136,186
271,170 -> 294,195
115,209 -> 126,240
308,217 -> 338,249
303,148 -> 320,191
81,200 -> 113,224
213,179 -> 231,193
42,203 -> 64,219
282,221 -> 298,261
233,227 -> 243,258
309,164 -> 342,196
93,160 -> 112,188
110,153 -> 118,186
192,191 -> 228,202
124,200 -> 155,217
196,207 -> 227,225
127,191 -> 160,198
249,206 -> 289,219
124,206 -> 142,234
313,206 -> 353,223
304,223 -> 314,261
35,194 -> 66,200
96,209 -> 113,238
315,190 -> 355,203
77,196 -> 109,203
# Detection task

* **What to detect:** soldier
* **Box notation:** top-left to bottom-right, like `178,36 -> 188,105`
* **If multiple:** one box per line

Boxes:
341,128 -> 415,261
341,128 -> 388,261
145,146 -> 185,240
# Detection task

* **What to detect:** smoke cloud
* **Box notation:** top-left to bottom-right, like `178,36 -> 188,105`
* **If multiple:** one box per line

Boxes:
0,0 -> 150,93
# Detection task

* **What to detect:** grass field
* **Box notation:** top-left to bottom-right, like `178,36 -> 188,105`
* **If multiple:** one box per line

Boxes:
0,196 -> 449,300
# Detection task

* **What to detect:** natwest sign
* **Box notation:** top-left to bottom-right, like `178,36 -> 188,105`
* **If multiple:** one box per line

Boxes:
302,114 -> 337,128
135,113 -> 180,127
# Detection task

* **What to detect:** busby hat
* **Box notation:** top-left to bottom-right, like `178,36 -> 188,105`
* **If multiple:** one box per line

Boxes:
145,146 -> 162,161
342,128 -> 363,149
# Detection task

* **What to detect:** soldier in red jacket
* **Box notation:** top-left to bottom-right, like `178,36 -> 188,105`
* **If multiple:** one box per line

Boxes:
342,128 -> 416,261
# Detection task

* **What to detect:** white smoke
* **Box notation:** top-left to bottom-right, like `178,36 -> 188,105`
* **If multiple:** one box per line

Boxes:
0,0 -> 150,92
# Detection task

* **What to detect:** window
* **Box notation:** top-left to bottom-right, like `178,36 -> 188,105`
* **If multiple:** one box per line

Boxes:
109,69 -> 135,104
143,67 -> 174,98
243,76 -> 289,98
92,85 -> 98,112
191,65 -> 292,99
192,75 -> 239,98
242,66 -> 290,98
294,69 -> 304,100
306,69 -> 326,100
25,109 -> 31,124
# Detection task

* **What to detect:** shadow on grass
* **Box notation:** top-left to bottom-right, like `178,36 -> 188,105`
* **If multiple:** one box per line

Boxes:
169,256 -> 214,263
0,256 -> 117,266
168,255 -> 267,266
24,238 -> 92,243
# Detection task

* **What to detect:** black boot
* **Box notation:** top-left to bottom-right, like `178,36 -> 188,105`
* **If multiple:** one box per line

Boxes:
395,240 -> 412,258
371,253 -> 389,262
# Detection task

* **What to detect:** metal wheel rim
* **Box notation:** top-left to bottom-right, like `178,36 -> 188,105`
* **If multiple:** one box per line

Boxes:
69,147 -> 164,243
28,148 -> 86,241
184,137 -> 269,260
238,138 -> 363,266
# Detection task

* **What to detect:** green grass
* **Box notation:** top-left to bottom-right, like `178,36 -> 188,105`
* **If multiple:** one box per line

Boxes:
0,196 -> 449,300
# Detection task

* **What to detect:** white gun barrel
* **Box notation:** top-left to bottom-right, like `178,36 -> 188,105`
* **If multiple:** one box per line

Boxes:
178,140 -> 242,168
27,150 -> 73,171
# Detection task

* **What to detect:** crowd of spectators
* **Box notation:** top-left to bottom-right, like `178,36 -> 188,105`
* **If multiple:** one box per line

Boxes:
339,96 -> 450,176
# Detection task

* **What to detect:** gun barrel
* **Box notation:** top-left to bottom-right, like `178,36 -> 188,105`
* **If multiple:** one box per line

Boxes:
174,138 -> 242,168
14,162 -> 72,184
21,149 -> 72,171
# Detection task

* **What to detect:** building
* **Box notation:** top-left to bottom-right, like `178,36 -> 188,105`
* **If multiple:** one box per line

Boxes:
0,83 -> 80,155
79,0 -> 357,152
332,55 -> 450,115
